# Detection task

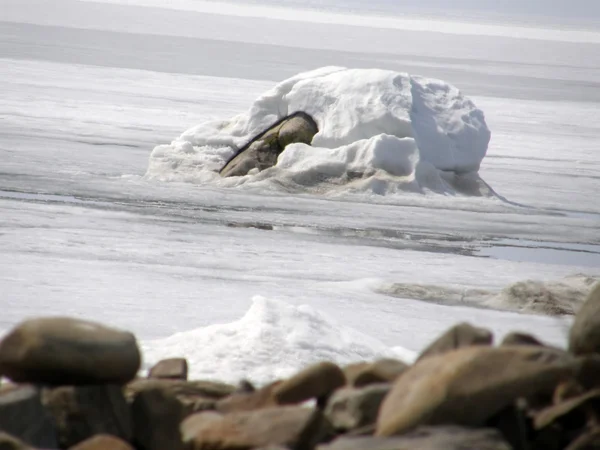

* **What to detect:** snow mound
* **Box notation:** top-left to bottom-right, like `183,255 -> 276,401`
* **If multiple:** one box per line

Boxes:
378,274 -> 599,316
141,296 -> 415,385
146,67 -> 492,196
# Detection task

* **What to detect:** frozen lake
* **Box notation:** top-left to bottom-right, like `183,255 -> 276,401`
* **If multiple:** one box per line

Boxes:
1,0 -> 599,380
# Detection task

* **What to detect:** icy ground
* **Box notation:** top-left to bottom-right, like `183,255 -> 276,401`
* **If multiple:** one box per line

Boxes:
1,0 -> 599,382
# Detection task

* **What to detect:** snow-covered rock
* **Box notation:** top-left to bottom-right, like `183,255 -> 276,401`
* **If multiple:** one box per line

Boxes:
146,67 -> 491,195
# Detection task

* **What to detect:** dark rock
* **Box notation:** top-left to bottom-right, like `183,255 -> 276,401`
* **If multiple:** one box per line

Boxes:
535,388 -> 600,430
324,384 -> 391,431
181,406 -> 331,450
216,381 -> 280,413
0,432 -> 32,450
0,386 -> 57,448
220,112 -> 318,178
566,428 -> 600,449
148,358 -> 188,380
42,385 -> 132,448
317,426 -> 511,450
417,322 -> 493,361
69,434 -> 134,450
376,346 -> 579,436
131,387 -> 184,450
570,283 -> 600,356
273,362 -> 345,406
125,378 -> 235,402
347,359 -> 408,387
0,317 -> 140,385
502,332 -> 546,347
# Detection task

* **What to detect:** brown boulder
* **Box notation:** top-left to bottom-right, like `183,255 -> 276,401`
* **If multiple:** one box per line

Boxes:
42,385 -> 132,448
0,432 -> 33,450
131,387 -> 184,450
0,386 -> 57,448
501,332 -> 546,347
317,426 -> 511,450
417,322 -> 493,361
570,283 -> 600,356
181,406 -> 331,450
566,428 -> 600,449
273,362 -> 345,405
220,112 -> 318,178
148,358 -> 188,380
535,388 -> 600,430
376,346 -> 579,436
0,317 -> 140,385
125,378 -> 234,402
346,359 -> 408,387
324,384 -> 391,431
216,381 -> 280,413
69,434 -> 134,450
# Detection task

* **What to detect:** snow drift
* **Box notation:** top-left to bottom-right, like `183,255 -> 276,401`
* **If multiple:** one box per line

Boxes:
146,67 -> 493,196
141,296 -> 415,384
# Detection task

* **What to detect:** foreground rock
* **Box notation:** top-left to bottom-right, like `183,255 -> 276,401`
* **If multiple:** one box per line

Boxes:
0,317 -> 140,385
417,322 -> 493,361
220,112 -> 318,178
324,384 -> 391,431
181,407 -> 331,450
0,386 -> 57,448
0,432 -> 32,450
42,385 -> 132,448
344,359 -> 408,388
319,426 -> 511,450
273,362 -> 345,406
570,282 -> 600,355
148,358 -> 188,380
376,346 -> 579,436
69,434 -> 134,450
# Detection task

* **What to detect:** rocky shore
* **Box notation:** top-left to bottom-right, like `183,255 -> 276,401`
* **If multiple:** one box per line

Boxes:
1,283 -> 599,450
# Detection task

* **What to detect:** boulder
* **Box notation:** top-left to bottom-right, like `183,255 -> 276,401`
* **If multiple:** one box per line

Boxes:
220,112 -> 318,178
131,387 -> 184,450
417,322 -> 493,361
0,386 -> 57,448
216,381 -> 280,414
69,434 -> 134,450
0,317 -> 140,385
148,358 -> 188,380
0,432 -> 33,450
42,385 -> 132,448
570,283 -> 600,355
125,379 -> 235,402
346,359 -> 408,387
273,362 -> 345,406
324,384 -> 391,431
566,428 -> 600,449
181,406 -> 331,450
535,388 -> 600,430
376,346 -> 580,436
501,332 -> 546,347
317,426 -> 511,450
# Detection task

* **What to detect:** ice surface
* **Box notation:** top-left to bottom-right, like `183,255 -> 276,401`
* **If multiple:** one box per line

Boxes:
147,67 -> 491,195
142,296 -> 416,384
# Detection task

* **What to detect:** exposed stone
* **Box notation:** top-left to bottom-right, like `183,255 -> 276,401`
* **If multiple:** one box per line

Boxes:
317,426 -> 511,450
0,386 -> 57,448
0,432 -> 33,450
125,379 -> 235,402
324,384 -> 391,431
566,428 -> 600,450
570,283 -> 600,356
535,388 -> 600,430
273,362 -> 345,405
417,322 -> 493,361
69,434 -> 134,450
181,406 -> 331,450
131,387 -> 184,450
0,317 -> 140,385
42,385 -> 132,448
348,359 -> 408,387
220,112 -> 318,178
216,381 -> 280,413
501,332 -> 546,346
376,346 -> 579,436
148,358 -> 188,380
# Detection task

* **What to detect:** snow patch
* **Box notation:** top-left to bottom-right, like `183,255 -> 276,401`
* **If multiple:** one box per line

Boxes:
142,296 -> 415,385
146,67 -> 491,196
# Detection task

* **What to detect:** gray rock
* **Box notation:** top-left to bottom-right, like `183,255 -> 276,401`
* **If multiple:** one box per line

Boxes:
324,384 -> 391,431
570,283 -> 600,355
42,385 -> 132,448
417,322 -> 493,361
220,112 -> 318,178
376,346 -> 578,436
273,362 -> 346,405
0,386 -> 57,448
181,406 -> 331,450
0,317 -> 140,385
318,426 -> 511,450
148,358 -> 188,380
501,332 -> 546,346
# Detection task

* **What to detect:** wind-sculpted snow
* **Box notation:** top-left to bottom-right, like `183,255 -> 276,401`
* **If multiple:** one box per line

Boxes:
142,296 -> 416,384
146,67 -> 492,196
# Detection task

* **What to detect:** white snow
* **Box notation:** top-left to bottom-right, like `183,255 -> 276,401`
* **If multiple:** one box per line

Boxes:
142,296 -> 416,384
147,67 -> 491,195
